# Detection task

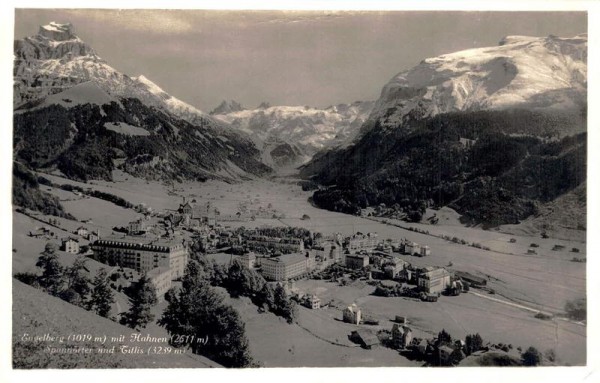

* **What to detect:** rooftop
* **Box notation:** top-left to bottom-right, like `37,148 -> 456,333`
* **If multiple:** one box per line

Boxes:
95,234 -> 184,250
421,267 -> 450,280
264,252 -> 309,266
351,329 -> 379,345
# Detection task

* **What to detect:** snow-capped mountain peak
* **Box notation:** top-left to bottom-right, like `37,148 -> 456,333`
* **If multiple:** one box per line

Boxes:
13,22 -> 215,127
212,101 -> 374,158
368,34 -> 587,132
38,22 -> 77,41
209,100 -> 246,115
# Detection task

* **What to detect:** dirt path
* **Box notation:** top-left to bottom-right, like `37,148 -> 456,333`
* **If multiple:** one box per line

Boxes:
469,290 -> 585,329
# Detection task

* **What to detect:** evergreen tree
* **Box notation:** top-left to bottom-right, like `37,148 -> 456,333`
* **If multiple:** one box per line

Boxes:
450,348 -> 465,365
89,268 -> 115,318
272,284 -> 297,324
60,256 -> 91,307
465,333 -> 483,355
226,260 -> 265,298
564,298 -> 586,321
522,346 -> 542,366
120,274 -> 158,330
256,283 -> 275,310
211,263 -> 228,286
437,329 -> 452,346
181,260 -> 208,291
159,263 -> 254,367
35,242 -> 64,296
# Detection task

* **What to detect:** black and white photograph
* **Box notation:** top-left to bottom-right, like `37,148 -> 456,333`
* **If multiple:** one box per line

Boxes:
3,2 -> 598,380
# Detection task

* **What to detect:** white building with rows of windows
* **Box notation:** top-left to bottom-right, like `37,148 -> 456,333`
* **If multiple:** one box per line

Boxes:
90,235 -> 188,280
260,252 -> 315,281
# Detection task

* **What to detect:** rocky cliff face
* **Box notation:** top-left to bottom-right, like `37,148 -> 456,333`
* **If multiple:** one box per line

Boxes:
13,22 -> 271,182
14,22 -> 221,129
210,100 -> 246,115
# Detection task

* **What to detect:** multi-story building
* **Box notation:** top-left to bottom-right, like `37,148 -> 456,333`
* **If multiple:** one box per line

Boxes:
346,232 -> 378,254
343,303 -> 362,325
236,252 -> 256,269
87,230 -> 100,243
391,324 -> 413,349
345,254 -> 370,269
405,241 -> 421,255
147,267 -> 172,300
418,267 -> 451,294
383,258 -> 410,278
75,226 -> 88,237
91,235 -> 188,280
260,252 -> 314,281
312,242 -> 341,263
61,237 -> 79,254
304,294 -> 321,309
128,218 -> 149,235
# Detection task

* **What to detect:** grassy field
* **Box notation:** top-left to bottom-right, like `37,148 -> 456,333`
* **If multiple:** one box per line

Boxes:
220,288 -> 420,367
12,172 -> 587,366
12,280 -> 220,368
293,278 -> 585,365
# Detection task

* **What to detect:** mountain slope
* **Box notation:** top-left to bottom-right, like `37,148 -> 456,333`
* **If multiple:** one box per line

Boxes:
14,22 -> 271,182
14,89 -> 271,182
360,34 -> 587,136
13,279 -> 221,368
301,34 -> 587,227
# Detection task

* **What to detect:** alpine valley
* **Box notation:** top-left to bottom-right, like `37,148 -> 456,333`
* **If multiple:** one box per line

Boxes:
11,18 -> 588,369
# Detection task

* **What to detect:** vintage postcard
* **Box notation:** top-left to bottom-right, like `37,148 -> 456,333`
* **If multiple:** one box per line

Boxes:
4,3 -> 597,381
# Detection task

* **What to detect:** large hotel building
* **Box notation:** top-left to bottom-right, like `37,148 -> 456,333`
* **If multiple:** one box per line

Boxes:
90,235 -> 189,280
261,252 -> 315,281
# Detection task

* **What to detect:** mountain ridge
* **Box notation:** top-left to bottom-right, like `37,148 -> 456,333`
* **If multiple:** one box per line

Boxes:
301,34 -> 587,228
358,34 -> 587,139
13,22 -> 272,183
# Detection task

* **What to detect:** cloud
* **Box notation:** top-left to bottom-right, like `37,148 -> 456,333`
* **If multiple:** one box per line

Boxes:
254,11 -> 349,26
62,9 -> 195,34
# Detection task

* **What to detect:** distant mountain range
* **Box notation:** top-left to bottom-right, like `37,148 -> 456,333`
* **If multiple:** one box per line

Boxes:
301,34 -> 587,227
211,100 -> 374,169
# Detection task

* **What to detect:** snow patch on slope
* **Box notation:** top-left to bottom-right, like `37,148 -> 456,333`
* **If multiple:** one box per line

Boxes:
367,34 -> 587,133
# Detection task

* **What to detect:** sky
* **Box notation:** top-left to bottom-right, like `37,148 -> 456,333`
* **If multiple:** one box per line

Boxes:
14,9 -> 587,111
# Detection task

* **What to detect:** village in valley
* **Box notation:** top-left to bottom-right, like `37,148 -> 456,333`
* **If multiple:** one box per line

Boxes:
13,170 -> 587,367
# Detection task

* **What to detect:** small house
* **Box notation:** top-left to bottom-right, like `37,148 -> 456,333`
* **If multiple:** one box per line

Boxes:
395,315 -> 408,324
75,226 -> 88,237
350,329 -> 380,349
304,294 -> 321,310
343,303 -> 362,324
87,230 -> 100,243
405,242 -> 421,255
438,345 -> 454,364
391,324 -> 413,349
61,237 -> 80,254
